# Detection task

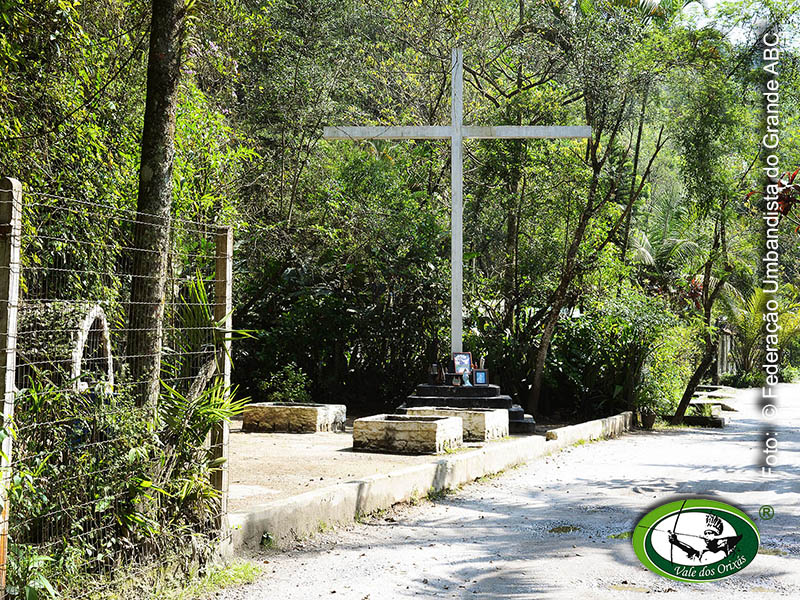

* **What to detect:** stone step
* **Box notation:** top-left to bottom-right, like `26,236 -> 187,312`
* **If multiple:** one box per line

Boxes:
663,414 -> 728,428
414,384 -> 502,398
508,405 -> 529,422
702,390 -> 737,398
689,398 -> 737,411
509,416 -> 536,434
404,395 -> 513,410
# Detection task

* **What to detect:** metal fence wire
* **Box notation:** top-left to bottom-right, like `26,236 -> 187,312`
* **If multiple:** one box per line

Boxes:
0,179 -> 232,600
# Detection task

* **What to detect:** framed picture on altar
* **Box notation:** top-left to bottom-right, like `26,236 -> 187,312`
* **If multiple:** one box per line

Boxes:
452,352 -> 472,374
473,369 -> 488,386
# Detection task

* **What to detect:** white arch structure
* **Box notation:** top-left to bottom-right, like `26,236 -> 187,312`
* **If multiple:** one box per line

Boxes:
70,304 -> 114,392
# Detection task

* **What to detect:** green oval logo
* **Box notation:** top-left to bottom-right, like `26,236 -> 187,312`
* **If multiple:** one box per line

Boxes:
632,499 -> 760,582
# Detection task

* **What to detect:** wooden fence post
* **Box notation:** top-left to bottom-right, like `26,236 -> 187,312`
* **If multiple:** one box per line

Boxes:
0,177 -> 22,592
212,226 -> 232,529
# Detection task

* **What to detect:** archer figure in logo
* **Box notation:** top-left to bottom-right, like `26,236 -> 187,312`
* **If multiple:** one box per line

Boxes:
668,514 -> 743,562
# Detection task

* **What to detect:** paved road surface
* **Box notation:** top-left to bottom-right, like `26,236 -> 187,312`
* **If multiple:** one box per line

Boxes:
217,385 -> 799,599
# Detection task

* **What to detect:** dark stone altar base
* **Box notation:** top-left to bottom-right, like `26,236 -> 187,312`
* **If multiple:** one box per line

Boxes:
398,383 -> 536,434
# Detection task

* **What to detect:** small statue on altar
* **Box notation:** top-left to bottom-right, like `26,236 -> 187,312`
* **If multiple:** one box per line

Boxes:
461,370 -> 472,387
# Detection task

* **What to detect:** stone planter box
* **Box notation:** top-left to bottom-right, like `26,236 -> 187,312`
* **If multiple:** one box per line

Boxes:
353,414 -> 463,454
243,402 -> 346,433
404,407 -> 508,441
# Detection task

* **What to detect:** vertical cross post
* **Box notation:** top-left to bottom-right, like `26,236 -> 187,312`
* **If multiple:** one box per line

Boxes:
450,49 -> 464,354
0,177 -> 22,592
212,226 -> 233,528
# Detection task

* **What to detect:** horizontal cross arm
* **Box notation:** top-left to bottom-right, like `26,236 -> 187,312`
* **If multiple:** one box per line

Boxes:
463,125 -> 591,139
323,125 -> 452,140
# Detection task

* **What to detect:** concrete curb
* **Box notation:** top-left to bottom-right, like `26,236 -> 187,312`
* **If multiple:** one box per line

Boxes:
544,411 -> 634,449
222,411 -> 633,554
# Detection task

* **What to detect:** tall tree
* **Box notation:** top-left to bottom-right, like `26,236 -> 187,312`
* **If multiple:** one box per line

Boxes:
669,49 -> 752,423
128,0 -> 188,407
524,2 -> 670,414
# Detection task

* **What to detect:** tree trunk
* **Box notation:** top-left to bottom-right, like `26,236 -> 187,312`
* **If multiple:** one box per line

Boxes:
671,344 -> 716,425
620,88 -> 648,261
672,222 -> 727,424
527,307 -> 559,415
502,195 -> 520,332
525,174 -> 599,415
128,0 -> 186,408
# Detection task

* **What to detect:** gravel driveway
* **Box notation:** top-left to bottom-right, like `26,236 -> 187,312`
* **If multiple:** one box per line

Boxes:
214,385 -> 799,599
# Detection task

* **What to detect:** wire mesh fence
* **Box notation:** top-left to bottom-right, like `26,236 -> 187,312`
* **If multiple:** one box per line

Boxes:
0,177 -> 233,599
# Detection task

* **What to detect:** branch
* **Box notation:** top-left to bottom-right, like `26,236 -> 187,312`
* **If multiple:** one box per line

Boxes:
582,125 -> 668,264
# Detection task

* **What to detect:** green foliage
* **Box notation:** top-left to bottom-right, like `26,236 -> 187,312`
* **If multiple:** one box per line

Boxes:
724,286 -> 800,379
157,378 -> 246,529
6,544 -> 57,600
6,0 -> 800,596
260,362 -> 311,404
7,371 -> 247,596
637,322 -> 697,413
720,370 -> 767,389
8,273 -> 247,596
8,381 -> 156,595
782,365 -> 800,383
235,142 -> 449,410
6,0 -> 795,418
542,287 -> 692,418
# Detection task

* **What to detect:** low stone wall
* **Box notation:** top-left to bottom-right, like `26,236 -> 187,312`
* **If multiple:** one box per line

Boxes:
405,407 -> 508,441
353,414 -> 463,454
243,403 -> 346,433
544,411 -> 633,449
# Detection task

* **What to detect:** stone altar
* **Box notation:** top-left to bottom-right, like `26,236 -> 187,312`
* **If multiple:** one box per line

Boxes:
399,383 -> 535,434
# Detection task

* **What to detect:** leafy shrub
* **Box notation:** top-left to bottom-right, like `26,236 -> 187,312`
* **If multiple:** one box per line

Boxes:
542,288 -> 692,418
260,362 -> 311,403
638,323 -> 698,414
720,370 -> 767,388
233,143 -> 450,412
8,378 -> 246,598
5,543 -> 57,600
782,365 -> 800,383
7,274 -> 247,597
8,382 -> 156,597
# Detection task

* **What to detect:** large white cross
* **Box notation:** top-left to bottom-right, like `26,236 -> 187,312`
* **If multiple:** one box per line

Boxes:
324,49 -> 591,353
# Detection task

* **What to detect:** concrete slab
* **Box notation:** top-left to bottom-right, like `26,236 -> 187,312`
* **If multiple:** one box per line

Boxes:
690,398 -> 738,411
221,411 -> 633,555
